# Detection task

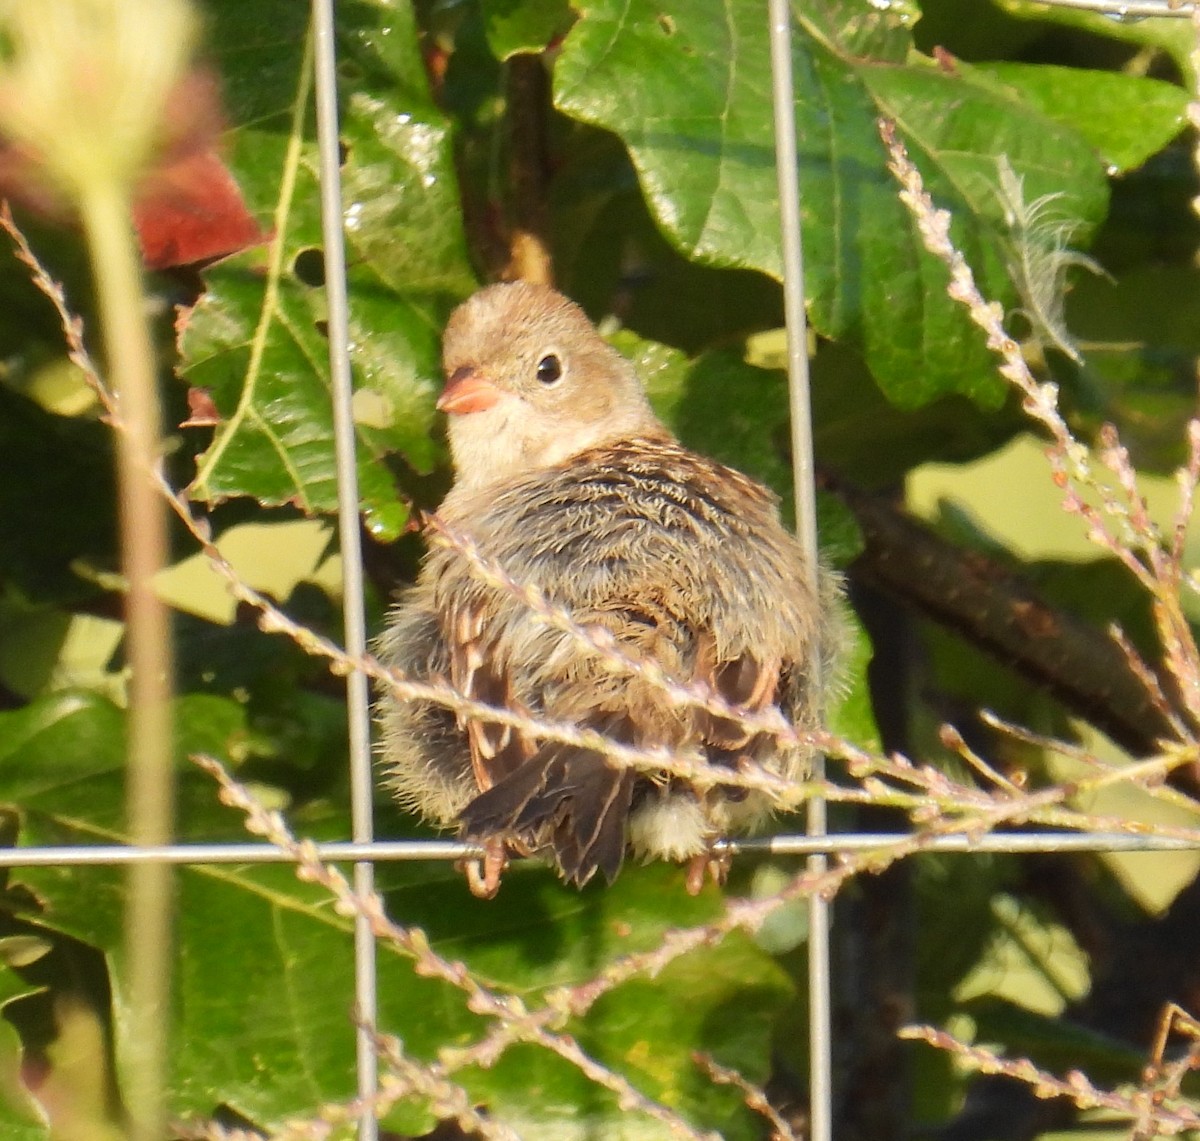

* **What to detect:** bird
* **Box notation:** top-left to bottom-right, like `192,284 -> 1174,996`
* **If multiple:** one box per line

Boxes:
375,281 -> 841,897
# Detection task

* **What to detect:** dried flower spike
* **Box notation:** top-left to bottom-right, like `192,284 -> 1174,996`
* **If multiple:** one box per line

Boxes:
0,0 -> 197,200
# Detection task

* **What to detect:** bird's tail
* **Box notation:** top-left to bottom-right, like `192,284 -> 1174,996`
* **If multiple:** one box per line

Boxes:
457,715 -> 636,887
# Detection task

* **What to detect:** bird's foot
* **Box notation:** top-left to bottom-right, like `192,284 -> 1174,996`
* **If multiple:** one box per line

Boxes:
684,845 -> 731,895
463,837 -> 509,898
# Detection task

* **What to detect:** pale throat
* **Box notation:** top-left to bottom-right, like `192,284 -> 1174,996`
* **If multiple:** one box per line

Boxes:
446,394 -> 655,491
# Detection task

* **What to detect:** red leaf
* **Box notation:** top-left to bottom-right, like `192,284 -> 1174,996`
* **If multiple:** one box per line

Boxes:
132,148 -> 268,270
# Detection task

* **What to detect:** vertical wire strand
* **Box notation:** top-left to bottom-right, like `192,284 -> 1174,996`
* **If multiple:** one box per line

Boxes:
767,4 -> 833,1141
312,3 -> 380,1139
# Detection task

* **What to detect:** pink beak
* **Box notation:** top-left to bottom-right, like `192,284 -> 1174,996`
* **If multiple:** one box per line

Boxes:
437,366 -> 503,415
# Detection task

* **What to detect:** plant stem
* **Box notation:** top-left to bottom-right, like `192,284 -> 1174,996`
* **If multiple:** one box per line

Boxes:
78,178 -> 175,1141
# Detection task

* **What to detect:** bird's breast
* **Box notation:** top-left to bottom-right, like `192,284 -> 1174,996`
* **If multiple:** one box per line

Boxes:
435,436 -> 812,660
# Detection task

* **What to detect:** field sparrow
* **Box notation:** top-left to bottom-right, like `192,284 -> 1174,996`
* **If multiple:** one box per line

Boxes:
376,282 -> 840,896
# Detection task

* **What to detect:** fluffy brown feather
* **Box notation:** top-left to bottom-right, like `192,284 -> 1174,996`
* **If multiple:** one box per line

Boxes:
376,282 -> 841,895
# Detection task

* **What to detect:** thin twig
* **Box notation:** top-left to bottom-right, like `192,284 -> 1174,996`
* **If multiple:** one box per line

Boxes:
902,1023 -> 1200,1133
693,1053 -> 801,1141
195,754 -> 721,1141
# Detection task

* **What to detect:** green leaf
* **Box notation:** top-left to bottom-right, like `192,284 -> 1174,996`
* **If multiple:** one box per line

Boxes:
0,691 -> 793,1137
179,0 -> 475,539
0,597 -> 77,702
613,332 -> 794,502
963,996 -> 1146,1087
965,63 -> 1188,173
916,854 -> 1009,1020
826,608 -> 879,751
997,0 -> 1197,85
550,129 -> 786,354
553,0 -> 1111,408
481,0 -> 574,59
1066,263 -> 1200,473
173,592 -> 352,786
811,342 -> 1023,489
582,936 -> 786,1136
0,935 -> 51,973
382,862 -> 793,1141
0,1011 -> 49,1140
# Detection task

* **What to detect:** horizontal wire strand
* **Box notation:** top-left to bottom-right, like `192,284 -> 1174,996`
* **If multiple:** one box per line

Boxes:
1,832 -> 1196,867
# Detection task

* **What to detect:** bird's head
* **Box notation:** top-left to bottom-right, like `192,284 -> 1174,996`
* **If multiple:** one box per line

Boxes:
438,282 -> 658,490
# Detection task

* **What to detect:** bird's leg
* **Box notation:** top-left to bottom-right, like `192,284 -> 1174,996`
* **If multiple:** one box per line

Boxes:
684,843 -> 731,896
463,837 -> 509,898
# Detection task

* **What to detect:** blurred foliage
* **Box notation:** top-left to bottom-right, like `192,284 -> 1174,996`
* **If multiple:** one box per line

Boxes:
0,0 -> 1197,1138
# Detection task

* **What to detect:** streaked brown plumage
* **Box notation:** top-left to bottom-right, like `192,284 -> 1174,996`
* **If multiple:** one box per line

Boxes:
376,282 -> 840,895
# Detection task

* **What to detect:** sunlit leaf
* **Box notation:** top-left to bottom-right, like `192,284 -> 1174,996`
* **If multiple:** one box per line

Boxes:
554,0 -> 1120,407
179,0 -> 475,538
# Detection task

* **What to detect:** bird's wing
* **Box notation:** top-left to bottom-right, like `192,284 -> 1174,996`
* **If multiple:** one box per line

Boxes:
692,629 -> 785,787
445,594 -> 536,796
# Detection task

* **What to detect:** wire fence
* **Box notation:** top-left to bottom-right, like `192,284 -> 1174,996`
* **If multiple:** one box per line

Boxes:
5,1 -> 1200,1139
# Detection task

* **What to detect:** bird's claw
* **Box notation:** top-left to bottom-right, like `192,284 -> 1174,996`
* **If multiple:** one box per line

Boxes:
685,845 -> 731,895
463,837 -> 509,898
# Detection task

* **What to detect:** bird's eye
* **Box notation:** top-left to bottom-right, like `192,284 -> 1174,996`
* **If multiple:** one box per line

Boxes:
536,353 -> 564,386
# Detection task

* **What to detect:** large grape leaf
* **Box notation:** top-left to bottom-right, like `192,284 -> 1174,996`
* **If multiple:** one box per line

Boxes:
963,63 -> 1188,174
0,690 -> 792,1139
552,0 -> 1134,407
176,0 -> 1189,505
179,0 -> 475,540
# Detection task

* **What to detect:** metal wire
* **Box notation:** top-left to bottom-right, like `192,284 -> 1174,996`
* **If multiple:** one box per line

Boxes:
2,832 -> 1195,868
311,3 -> 379,1139
766,4 -> 833,1140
